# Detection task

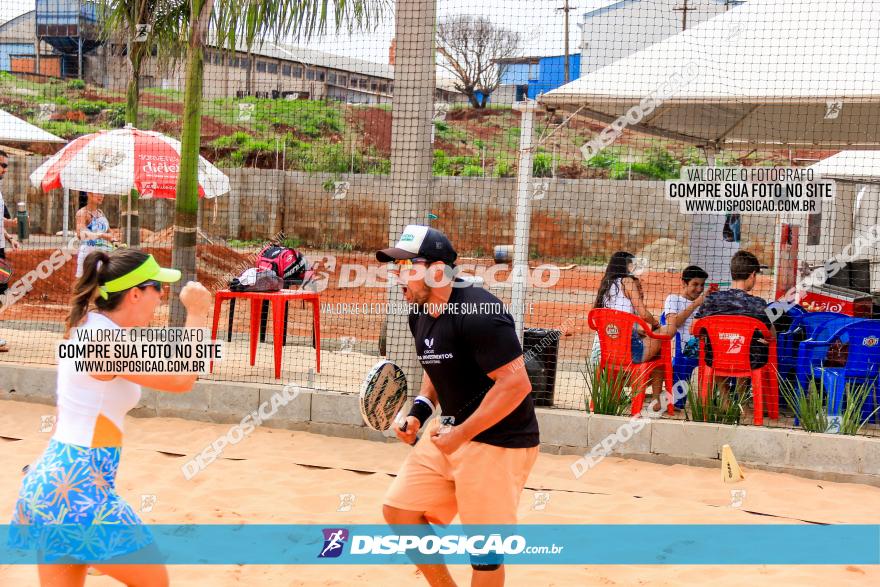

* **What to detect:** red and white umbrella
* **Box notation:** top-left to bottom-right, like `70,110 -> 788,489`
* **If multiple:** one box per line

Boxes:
30,126 -> 230,199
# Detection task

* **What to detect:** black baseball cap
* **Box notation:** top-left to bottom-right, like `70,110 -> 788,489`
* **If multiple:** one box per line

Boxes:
376,225 -> 458,266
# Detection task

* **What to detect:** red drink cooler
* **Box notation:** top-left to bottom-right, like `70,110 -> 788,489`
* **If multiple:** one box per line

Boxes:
801,284 -> 874,317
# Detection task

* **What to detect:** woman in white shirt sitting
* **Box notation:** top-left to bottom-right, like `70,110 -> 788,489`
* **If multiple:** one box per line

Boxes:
593,251 -> 679,415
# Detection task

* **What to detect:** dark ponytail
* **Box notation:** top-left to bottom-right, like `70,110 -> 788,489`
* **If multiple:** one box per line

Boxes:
64,248 -> 151,337
594,251 -> 635,309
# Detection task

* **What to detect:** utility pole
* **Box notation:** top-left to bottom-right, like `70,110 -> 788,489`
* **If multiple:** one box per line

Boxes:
673,0 -> 691,31
557,1 -> 576,83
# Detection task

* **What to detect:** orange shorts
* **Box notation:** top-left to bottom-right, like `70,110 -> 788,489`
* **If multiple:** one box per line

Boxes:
383,420 -> 539,526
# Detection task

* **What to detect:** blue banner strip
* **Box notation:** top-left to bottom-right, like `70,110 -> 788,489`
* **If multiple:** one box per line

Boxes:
1,525 -> 878,565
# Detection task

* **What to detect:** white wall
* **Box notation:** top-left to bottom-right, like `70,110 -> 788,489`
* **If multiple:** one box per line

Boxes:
579,0 -> 730,75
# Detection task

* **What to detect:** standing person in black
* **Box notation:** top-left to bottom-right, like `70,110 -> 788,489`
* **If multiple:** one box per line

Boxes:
0,150 -> 21,352
379,225 -> 539,587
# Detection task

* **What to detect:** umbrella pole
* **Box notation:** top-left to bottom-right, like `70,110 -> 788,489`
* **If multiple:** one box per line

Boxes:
62,188 -> 69,239
126,191 -> 132,245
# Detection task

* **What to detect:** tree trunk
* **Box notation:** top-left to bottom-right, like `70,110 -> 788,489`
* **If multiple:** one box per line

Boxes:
467,92 -> 481,108
124,46 -> 145,248
169,0 -> 212,326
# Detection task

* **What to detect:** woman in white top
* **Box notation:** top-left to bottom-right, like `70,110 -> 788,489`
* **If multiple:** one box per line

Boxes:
8,248 -> 212,587
594,251 -> 677,414
75,192 -> 117,278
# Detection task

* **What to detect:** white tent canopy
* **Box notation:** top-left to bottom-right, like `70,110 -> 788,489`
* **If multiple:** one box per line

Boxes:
540,0 -> 880,150
0,108 -> 65,146
810,151 -> 880,183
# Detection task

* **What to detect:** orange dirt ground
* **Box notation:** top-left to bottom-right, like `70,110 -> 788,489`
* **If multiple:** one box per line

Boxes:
0,246 -> 774,360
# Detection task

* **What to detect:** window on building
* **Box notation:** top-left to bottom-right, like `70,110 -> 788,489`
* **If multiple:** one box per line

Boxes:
328,73 -> 337,84
230,57 -> 239,68
350,76 -> 358,88
370,81 -> 378,91
240,58 -> 250,70
306,69 -> 315,80
293,66 -> 302,78
317,70 -> 325,82
379,83 -> 388,93
267,62 -> 278,74
257,61 -> 267,73
339,75 -> 347,86
282,64 -> 291,76
528,62 -> 538,80
359,78 -> 367,89
388,83 -> 394,93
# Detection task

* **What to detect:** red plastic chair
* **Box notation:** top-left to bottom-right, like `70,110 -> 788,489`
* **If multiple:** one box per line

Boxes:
691,315 -> 779,425
588,308 -> 674,416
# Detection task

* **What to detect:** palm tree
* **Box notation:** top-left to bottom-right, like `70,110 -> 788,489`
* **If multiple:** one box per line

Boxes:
143,0 -> 386,323
100,0 -> 187,246
101,0 -> 186,125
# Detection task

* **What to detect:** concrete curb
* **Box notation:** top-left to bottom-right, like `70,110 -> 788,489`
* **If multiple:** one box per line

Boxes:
1,364 -> 877,486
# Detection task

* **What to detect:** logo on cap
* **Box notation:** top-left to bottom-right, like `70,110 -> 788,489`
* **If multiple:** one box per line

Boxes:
400,234 -> 415,242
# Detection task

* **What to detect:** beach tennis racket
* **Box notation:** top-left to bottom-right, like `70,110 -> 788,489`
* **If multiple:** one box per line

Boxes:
359,360 -> 418,445
0,258 -> 11,284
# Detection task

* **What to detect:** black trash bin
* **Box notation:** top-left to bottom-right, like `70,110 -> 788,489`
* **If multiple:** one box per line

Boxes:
523,328 -> 560,407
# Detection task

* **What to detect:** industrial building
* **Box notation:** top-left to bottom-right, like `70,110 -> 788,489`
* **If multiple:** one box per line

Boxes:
1,2 -> 462,105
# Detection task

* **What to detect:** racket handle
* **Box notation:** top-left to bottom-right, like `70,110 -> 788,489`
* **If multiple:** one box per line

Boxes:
399,420 -> 418,446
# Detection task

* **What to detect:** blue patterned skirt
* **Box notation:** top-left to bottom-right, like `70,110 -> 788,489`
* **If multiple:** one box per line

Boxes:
8,439 -> 154,562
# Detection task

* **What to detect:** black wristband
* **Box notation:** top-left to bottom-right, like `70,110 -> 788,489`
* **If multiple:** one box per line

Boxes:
407,396 -> 434,426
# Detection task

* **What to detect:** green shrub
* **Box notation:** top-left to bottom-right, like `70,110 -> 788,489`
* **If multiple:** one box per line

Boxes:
532,152 -> 553,177
581,360 -> 635,416
779,377 -> 829,433
41,120 -> 97,139
780,375 -> 879,435
587,149 -> 621,169
686,381 -> 745,425
107,103 -> 127,127
66,99 -> 110,116
67,79 -> 85,90
281,236 -> 302,249
493,158 -> 514,177
211,132 -> 252,149
461,165 -> 484,177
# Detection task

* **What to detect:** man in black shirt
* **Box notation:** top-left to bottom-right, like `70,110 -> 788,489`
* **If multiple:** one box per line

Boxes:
379,225 -> 539,586
694,250 -> 775,369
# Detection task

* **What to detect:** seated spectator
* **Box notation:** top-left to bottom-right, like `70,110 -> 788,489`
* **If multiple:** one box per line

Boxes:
663,265 -> 708,358
75,192 -> 117,278
593,251 -> 677,415
694,250 -> 774,369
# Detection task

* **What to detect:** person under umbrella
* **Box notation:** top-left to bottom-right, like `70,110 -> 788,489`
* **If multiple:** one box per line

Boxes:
75,191 -> 118,278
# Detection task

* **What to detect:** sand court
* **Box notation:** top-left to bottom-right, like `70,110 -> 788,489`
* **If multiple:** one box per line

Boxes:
0,399 -> 877,585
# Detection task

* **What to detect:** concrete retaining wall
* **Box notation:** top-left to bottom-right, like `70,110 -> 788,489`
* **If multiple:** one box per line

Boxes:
4,160 -> 777,261
2,363 -> 877,486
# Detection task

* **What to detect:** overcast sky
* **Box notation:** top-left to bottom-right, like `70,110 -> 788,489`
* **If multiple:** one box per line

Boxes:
1,0 -> 603,63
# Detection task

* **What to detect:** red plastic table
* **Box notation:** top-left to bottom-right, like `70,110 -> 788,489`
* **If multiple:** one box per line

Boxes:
211,289 -> 321,379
